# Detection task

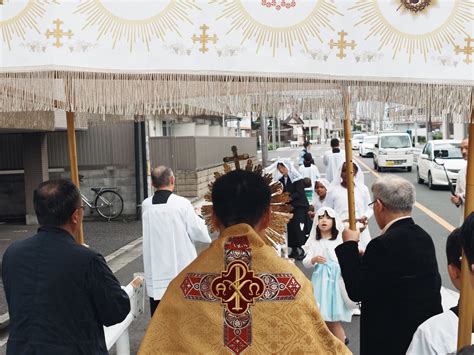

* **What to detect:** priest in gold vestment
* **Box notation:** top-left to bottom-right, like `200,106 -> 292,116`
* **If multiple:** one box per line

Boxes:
139,168 -> 350,354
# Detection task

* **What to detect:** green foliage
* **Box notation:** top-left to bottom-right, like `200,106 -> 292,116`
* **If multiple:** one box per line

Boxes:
417,136 -> 426,144
432,131 -> 443,140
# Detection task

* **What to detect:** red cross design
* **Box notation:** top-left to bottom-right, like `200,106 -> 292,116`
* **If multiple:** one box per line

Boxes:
180,236 -> 301,355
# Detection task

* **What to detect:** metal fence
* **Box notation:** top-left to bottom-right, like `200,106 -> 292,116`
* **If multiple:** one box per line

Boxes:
149,136 -> 257,170
0,122 -> 135,170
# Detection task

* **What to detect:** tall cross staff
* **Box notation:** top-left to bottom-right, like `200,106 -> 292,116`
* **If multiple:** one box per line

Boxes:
223,146 -> 249,170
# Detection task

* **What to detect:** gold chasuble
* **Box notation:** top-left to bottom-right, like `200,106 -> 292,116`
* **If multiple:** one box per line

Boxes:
139,224 -> 350,355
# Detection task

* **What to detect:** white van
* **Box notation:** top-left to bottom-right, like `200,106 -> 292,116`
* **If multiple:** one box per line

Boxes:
373,132 -> 413,172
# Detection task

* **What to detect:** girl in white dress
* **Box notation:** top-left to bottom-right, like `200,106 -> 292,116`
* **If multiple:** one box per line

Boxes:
302,207 -> 352,343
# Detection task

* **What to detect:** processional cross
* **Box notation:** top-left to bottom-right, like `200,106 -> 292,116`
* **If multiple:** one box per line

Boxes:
223,146 -> 249,170
180,236 -> 301,355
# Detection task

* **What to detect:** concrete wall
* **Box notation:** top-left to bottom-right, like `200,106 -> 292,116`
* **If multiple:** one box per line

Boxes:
174,158 -> 259,198
50,167 -> 137,218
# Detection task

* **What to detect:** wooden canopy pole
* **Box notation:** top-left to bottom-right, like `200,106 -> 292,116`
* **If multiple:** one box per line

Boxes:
66,111 -> 84,244
342,86 -> 356,231
457,108 -> 474,351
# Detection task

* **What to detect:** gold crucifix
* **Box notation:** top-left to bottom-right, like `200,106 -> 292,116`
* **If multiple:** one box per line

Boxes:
192,24 -> 218,53
455,37 -> 474,64
45,19 -> 73,48
329,31 -> 356,59
223,146 -> 249,170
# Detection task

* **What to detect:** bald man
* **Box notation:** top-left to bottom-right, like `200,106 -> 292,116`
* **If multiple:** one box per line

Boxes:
451,138 -> 469,225
142,166 -> 211,316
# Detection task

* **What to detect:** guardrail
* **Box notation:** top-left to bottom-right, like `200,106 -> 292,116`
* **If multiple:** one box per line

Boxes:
104,275 -> 145,354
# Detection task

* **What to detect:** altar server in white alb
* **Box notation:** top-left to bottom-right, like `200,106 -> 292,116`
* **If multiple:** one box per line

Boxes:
142,166 -> 211,317
326,161 -> 373,251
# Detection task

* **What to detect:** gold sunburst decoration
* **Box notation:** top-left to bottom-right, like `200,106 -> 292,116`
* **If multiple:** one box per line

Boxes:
350,0 -> 474,62
210,0 -> 341,56
201,146 -> 293,250
75,0 -> 200,52
0,0 -> 57,50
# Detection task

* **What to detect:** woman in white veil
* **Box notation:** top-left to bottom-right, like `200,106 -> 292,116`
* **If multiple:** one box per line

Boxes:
325,160 -> 373,251
274,160 -> 309,260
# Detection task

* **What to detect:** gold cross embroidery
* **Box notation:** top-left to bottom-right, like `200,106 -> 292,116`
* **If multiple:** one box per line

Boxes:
45,19 -> 73,48
329,31 -> 356,59
192,24 -> 218,53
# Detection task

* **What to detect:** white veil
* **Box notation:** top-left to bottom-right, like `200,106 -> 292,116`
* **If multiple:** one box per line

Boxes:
273,159 -> 303,183
307,206 -> 344,242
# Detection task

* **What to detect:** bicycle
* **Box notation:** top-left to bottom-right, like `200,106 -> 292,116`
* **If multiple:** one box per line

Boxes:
79,175 -> 124,220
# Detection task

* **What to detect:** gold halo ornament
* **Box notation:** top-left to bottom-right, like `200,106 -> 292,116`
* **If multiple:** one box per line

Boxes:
350,0 -> 474,62
201,146 -> 293,250
210,0 -> 341,56
75,0 -> 200,52
0,0 -> 56,50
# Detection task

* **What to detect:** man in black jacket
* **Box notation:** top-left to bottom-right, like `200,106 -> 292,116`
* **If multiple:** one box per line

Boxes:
2,179 -> 130,354
336,175 -> 442,355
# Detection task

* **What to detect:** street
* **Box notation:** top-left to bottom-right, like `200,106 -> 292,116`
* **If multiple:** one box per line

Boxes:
0,144 -> 463,355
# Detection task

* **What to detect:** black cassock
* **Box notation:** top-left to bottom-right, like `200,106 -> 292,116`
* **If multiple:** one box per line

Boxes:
279,176 -> 309,249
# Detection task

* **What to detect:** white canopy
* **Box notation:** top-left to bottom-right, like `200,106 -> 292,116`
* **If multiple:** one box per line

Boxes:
0,0 -> 473,117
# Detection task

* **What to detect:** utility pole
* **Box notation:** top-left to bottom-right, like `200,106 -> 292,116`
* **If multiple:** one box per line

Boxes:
261,114 -> 269,167
272,117 -> 276,149
277,115 -> 281,147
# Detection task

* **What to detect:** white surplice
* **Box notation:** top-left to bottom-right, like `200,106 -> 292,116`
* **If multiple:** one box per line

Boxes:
407,309 -> 474,355
142,194 -> 211,300
322,150 -> 346,183
455,165 -> 467,226
325,183 -> 373,250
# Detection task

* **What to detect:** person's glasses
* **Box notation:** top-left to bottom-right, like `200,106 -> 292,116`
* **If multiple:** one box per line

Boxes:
368,199 -> 378,207
78,205 -> 85,210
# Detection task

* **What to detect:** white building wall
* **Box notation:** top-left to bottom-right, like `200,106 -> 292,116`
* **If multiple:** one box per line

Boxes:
195,124 -> 210,136
173,123 -> 196,136
209,125 -> 222,136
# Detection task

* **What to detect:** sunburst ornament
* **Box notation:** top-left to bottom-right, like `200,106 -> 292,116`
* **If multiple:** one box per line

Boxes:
75,0 -> 199,52
398,0 -> 432,13
0,0 -> 57,50
201,146 -> 293,250
350,0 -> 474,62
210,0 -> 341,56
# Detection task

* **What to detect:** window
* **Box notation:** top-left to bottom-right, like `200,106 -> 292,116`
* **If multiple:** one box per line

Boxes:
424,143 -> 432,158
433,143 -> 462,159
380,135 -> 411,149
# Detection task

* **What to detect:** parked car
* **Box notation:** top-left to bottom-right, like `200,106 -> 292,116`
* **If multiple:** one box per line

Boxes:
359,135 -> 378,157
373,132 -> 413,172
416,140 -> 466,189
352,133 -> 367,150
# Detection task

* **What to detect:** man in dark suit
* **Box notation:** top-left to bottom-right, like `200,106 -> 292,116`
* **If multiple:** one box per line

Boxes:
336,175 -> 442,355
2,179 -> 130,354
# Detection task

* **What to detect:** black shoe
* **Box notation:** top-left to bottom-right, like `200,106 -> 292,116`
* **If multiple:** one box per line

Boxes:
295,248 -> 306,261
344,337 -> 350,345
295,253 -> 305,261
